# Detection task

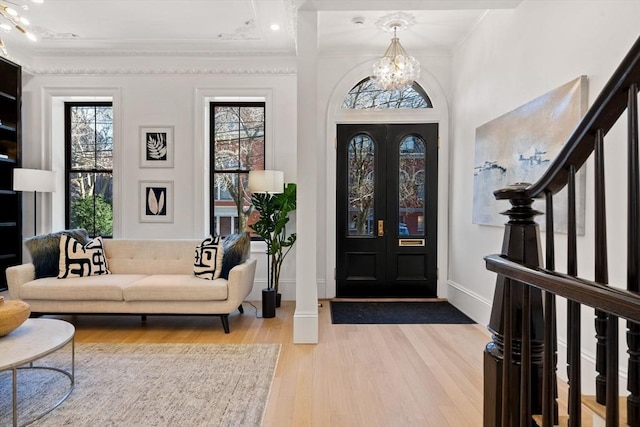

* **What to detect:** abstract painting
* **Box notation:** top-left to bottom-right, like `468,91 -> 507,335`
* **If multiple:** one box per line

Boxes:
472,76 -> 588,233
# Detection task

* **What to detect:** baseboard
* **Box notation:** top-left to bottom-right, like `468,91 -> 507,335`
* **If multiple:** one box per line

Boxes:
293,310 -> 318,344
445,280 -> 492,325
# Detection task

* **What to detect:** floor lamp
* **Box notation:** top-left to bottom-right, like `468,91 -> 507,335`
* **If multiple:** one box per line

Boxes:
248,170 -> 284,318
13,168 -> 57,236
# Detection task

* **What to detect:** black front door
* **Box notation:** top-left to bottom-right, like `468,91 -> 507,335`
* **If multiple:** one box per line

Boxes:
336,123 -> 438,297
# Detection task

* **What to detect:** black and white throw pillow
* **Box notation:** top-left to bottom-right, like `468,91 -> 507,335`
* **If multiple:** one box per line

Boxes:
25,229 -> 90,278
58,235 -> 111,278
194,235 -> 223,280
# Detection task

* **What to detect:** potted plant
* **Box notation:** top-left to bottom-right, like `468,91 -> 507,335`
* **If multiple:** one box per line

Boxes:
251,182 -> 297,312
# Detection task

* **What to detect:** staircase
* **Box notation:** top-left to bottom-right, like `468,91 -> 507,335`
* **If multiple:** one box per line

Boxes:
483,35 -> 640,427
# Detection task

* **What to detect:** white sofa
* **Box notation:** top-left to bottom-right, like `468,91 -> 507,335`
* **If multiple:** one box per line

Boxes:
6,239 -> 257,333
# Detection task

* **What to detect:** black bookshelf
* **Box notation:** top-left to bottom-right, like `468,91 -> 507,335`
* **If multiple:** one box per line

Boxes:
0,56 -> 22,291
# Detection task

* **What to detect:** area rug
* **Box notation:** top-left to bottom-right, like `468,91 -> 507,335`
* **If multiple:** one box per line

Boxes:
0,343 -> 280,427
330,301 -> 475,324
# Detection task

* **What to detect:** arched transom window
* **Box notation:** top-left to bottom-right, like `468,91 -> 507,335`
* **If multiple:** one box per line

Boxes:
342,77 -> 432,110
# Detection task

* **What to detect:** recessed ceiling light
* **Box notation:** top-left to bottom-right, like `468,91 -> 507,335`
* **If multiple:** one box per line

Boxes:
270,23 -> 280,31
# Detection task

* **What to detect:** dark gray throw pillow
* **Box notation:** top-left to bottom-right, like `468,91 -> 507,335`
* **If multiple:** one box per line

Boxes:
25,229 -> 90,279
220,233 -> 251,280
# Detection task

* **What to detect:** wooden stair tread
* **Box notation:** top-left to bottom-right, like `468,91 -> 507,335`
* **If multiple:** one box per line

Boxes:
533,413 -> 593,427
582,395 -> 627,425
532,396 -> 629,426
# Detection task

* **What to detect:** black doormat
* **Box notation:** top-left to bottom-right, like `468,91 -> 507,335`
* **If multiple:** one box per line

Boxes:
330,301 -> 475,325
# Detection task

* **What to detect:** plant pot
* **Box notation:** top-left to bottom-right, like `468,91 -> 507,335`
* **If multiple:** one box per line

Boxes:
276,293 -> 282,308
262,288 -> 276,318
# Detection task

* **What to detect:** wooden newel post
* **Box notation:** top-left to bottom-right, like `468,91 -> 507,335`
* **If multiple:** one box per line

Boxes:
484,183 -> 546,427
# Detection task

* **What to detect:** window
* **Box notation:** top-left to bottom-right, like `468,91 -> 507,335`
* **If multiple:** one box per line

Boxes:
342,77 -> 432,109
210,102 -> 265,236
65,102 -> 113,237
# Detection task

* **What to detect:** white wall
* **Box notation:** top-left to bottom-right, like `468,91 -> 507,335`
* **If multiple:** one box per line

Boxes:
19,55 -> 298,301
449,0 -> 640,392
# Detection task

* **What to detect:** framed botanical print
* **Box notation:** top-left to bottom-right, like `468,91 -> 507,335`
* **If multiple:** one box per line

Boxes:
140,126 -> 174,168
140,180 -> 174,223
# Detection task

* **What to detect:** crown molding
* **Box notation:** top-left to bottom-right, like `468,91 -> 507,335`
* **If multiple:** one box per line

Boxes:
25,66 -> 297,76
29,48 -> 296,57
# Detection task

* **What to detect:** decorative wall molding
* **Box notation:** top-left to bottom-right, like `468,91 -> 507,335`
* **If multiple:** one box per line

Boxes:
217,19 -> 260,40
29,49 -> 295,58
33,25 -> 80,40
284,0 -> 297,41
25,66 -> 297,76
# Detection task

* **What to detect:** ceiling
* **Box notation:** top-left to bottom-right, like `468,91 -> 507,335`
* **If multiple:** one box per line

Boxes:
0,0 -> 522,57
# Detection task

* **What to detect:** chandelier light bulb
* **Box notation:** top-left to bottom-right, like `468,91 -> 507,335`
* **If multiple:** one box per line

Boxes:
372,23 -> 420,91
0,0 -> 43,55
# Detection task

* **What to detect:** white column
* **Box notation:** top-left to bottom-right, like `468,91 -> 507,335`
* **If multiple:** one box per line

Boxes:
294,9 -> 319,344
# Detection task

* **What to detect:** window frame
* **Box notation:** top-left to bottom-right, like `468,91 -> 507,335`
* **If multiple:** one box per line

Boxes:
64,101 -> 114,237
209,101 -> 266,238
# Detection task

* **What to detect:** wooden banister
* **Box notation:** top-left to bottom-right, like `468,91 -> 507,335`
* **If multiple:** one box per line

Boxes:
485,256 -> 640,324
484,35 -> 640,427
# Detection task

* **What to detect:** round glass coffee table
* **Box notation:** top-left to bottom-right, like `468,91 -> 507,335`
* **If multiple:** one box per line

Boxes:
0,318 -> 75,427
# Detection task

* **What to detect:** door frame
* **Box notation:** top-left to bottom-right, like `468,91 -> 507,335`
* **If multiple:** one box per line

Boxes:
336,123 -> 439,297
324,62 -> 450,300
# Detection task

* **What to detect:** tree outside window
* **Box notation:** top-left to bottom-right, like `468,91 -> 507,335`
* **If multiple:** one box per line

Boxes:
65,102 -> 113,237
348,134 -> 375,236
211,102 -> 265,236
342,78 -> 432,110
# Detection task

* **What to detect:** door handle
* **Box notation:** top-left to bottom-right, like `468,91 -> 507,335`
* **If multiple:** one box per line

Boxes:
378,220 -> 384,237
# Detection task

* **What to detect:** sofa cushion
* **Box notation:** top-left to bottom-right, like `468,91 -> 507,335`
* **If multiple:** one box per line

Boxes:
19,274 -> 147,301
58,235 -> 111,278
25,229 -> 90,279
220,233 -> 251,280
194,236 -> 223,280
123,275 -> 228,301
104,240 -> 200,275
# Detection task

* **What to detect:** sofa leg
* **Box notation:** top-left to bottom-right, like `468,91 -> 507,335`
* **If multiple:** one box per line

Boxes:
141,315 -> 147,323
220,315 -> 230,333
238,304 -> 244,314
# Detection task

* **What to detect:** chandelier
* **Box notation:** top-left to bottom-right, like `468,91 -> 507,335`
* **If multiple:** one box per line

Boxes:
0,0 -> 42,56
372,16 -> 420,91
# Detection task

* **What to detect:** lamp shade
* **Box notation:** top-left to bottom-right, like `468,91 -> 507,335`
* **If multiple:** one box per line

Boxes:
248,170 -> 284,194
13,168 -> 57,193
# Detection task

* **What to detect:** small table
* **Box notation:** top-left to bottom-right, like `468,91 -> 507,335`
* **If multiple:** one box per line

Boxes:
0,318 -> 75,427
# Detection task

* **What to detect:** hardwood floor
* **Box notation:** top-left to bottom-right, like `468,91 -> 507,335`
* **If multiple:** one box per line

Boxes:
19,300 -> 490,427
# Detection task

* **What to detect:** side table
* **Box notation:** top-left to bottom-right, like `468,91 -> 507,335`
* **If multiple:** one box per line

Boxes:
0,318 -> 75,427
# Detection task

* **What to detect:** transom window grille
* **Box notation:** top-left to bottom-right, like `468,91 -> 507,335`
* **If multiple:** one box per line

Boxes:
342,77 -> 432,109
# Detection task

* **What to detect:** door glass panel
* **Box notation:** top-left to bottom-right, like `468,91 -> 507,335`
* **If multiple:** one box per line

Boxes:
399,135 -> 426,236
348,134 -> 375,236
